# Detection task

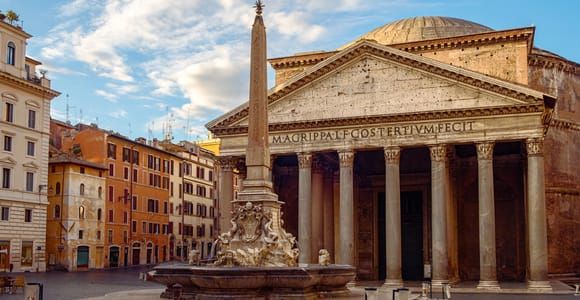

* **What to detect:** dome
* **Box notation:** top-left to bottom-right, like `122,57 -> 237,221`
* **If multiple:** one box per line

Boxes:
345,16 -> 493,47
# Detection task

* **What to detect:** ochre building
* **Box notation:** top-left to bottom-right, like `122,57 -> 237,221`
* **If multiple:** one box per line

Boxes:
208,17 -> 578,289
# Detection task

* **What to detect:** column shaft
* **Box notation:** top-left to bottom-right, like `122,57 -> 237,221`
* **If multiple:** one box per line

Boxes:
298,153 -> 313,264
217,157 -> 235,234
476,142 -> 499,289
430,145 -> 449,285
323,169 -> 335,261
384,147 -> 402,287
338,150 -> 355,265
311,160 -> 324,262
526,138 -> 551,289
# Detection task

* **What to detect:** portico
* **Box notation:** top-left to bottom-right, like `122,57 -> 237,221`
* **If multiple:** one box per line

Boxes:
208,38 -> 556,289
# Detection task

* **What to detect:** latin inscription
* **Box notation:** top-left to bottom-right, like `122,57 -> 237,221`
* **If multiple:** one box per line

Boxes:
271,121 -> 475,144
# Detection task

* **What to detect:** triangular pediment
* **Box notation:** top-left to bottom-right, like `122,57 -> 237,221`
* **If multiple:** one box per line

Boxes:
207,40 -> 552,131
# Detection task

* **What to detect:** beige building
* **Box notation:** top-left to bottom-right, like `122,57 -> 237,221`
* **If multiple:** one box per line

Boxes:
209,17 -> 578,289
46,154 -> 107,271
161,141 -> 217,260
0,19 -> 59,272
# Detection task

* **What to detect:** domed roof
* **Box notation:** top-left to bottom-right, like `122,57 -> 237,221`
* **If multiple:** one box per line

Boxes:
347,16 -> 493,47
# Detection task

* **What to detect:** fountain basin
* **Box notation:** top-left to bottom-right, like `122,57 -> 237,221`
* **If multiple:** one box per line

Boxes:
149,262 -> 356,299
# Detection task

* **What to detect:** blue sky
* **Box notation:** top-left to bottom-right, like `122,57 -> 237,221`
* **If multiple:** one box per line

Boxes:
3,0 -> 578,142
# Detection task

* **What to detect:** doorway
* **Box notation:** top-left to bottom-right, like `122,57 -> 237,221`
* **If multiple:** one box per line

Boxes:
109,247 -> 119,267
77,246 -> 89,268
132,243 -> 141,265
401,191 -> 423,281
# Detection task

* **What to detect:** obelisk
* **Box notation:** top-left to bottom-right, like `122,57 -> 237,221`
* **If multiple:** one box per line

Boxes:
214,1 -> 298,267
236,0 -> 278,205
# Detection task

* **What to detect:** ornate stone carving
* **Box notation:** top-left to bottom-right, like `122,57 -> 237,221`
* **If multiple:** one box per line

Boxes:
312,157 -> 325,173
384,147 -> 400,164
526,138 -> 544,157
216,156 -> 237,172
214,202 -> 299,267
429,145 -> 447,162
188,249 -> 200,265
338,150 -> 355,168
297,152 -> 312,169
476,142 -> 494,160
318,249 -> 331,266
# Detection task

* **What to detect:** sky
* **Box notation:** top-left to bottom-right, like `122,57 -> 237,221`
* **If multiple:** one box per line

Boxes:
3,0 -> 579,142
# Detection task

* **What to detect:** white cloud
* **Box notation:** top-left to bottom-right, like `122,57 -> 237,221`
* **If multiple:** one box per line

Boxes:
95,89 -> 118,102
108,109 -> 128,119
106,83 -> 139,95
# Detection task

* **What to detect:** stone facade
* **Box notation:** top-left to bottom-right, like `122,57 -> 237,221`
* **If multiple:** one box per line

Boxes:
0,21 -> 59,272
209,16 -> 578,287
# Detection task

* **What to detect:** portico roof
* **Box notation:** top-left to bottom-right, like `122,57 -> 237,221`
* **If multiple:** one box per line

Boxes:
207,39 -> 555,134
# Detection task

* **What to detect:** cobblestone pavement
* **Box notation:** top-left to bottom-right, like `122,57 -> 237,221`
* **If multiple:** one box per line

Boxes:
0,265 -> 160,300
0,267 -> 577,300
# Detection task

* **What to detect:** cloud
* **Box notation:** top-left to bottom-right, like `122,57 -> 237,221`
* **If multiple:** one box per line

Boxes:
106,83 -> 139,95
108,109 -> 127,119
95,90 -> 118,102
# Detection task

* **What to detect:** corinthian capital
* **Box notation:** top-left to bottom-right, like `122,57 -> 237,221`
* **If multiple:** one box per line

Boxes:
429,144 -> 447,162
338,150 -> 355,168
216,156 -> 237,171
384,147 -> 400,164
297,152 -> 312,169
526,137 -> 544,157
476,142 -> 494,160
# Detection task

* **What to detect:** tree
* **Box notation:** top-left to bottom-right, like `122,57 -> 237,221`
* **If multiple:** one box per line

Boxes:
6,10 -> 19,25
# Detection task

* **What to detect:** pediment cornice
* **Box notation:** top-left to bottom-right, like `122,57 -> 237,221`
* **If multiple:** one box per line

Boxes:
208,40 -> 553,132
0,156 -> 17,165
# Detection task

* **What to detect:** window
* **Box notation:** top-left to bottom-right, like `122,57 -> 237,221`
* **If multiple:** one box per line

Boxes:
108,230 -> 113,243
122,147 -> 131,162
24,209 -> 32,222
123,212 -> 128,224
79,183 -> 85,195
97,230 -> 101,240
25,172 -> 34,192
107,143 -> 117,159
108,186 -> 114,202
163,202 -> 168,214
132,150 -> 139,165
3,136 -> 12,151
79,206 -> 85,219
55,182 -> 61,195
78,230 -> 84,240
7,42 -> 15,66
2,168 -> 12,189
4,102 -> 13,122
1,207 -> 8,220
97,208 -> 102,221
123,167 -> 129,180
98,186 -> 102,199
132,195 -> 137,210
21,241 -> 33,267
27,141 -> 35,156
209,171 -> 213,182
108,209 -> 113,222
142,221 -> 147,233
108,164 -> 114,176
123,231 -> 128,243
28,110 -> 36,129
133,169 -> 138,182
80,167 -> 85,174
132,220 -> 137,233
54,205 -> 60,219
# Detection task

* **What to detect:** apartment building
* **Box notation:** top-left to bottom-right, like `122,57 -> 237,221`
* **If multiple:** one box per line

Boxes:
0,19 -> 59,272
160,141 -> 217,260
46,153 -> 107,271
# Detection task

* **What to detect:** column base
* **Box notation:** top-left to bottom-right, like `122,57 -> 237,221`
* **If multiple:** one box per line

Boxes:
477,280 -> 500,289
379,279 -> 403,291
430,279 -> 449,287
527,280 -> 552,290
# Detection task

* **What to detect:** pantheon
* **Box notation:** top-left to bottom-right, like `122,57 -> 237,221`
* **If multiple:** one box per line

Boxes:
208,16 -> 578,288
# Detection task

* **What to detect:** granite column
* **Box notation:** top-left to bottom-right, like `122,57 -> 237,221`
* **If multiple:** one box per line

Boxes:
298,152 -> 313,264
338,150 -> 355,265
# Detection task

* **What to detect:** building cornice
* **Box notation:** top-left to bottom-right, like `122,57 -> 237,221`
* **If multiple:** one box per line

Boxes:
0,72 -> 60,99
549,118 -> 580,132
528,53 -> 579,75
211,103 -> 545,136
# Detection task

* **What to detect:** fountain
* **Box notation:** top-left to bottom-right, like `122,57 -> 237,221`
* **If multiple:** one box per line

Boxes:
148,1 -> 356,298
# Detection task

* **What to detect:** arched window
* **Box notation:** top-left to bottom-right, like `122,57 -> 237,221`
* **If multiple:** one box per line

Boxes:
79,206 -> 85,219
7,42 -> 15,66
55,182 -> 61,195
98,186 -> 102,199
97,208 -> 102,221
54,205 -> 61,219
80,183 -> 85,195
